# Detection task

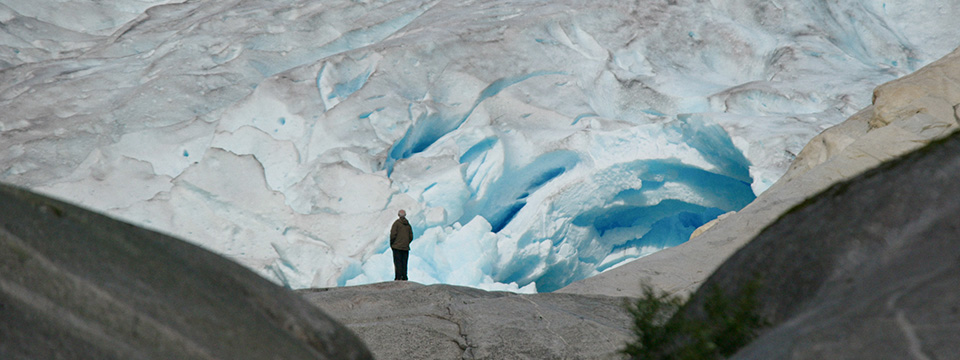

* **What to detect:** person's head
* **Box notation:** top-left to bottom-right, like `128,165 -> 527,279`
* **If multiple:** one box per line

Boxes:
398,209 -> 406,218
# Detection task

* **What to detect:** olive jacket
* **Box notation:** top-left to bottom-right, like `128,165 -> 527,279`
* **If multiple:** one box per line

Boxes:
390,216 -> 414,251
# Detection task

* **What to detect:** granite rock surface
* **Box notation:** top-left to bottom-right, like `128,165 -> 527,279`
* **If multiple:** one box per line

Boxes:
686,130 -> 960,359
300,281 -> 633,360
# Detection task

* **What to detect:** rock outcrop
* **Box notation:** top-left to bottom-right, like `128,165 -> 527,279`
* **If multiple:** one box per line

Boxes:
558,45 -> 960,299
299,281 -> 632,360
0,184 -> 372,360
681,130 -> 960,359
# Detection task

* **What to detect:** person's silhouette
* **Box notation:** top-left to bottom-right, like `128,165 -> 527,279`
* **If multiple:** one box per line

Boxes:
389,210 -> 413,281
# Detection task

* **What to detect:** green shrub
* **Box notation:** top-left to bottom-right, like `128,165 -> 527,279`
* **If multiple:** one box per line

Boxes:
621,284 -> 686,359
621,279 -> 769,360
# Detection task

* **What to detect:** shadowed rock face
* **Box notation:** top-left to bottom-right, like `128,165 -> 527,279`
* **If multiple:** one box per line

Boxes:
0,184 -> 372,360
300,281 -> 633,360
681,131 -> 960,359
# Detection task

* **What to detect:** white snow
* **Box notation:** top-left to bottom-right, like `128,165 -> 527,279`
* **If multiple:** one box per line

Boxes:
1,0 -> 957,292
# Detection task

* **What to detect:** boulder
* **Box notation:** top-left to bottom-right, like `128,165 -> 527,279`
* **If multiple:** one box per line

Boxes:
0,184 -> 372,360
683,130 -> 960,359
300,281 -> 633,359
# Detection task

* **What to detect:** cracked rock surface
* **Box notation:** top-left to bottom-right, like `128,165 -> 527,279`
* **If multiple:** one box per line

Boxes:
681,130 -> 960,359
299,282 -> 632,359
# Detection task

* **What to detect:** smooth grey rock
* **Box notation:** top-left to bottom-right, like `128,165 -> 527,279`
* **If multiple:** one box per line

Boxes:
0,184 -> 372,360
300,281 -> 633,360
681,131 -> 960,359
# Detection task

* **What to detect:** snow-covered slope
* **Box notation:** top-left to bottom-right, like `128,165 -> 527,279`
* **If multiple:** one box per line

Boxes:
1,0 -> 957,292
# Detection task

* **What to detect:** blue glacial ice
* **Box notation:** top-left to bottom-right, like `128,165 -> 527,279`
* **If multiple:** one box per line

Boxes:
357,116 -> 757,292
1,0 -> 959,293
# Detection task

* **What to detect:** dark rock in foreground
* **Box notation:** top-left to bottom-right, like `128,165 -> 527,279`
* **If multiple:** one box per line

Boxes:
300,281 -> 633,359
681,131 -> 960,359
0,184 -> 372,360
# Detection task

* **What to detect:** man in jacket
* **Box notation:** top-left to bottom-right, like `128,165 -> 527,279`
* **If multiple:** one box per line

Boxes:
389,209 -> 414,281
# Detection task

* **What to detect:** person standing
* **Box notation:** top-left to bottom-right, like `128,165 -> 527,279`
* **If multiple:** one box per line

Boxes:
389,209 -> 414,281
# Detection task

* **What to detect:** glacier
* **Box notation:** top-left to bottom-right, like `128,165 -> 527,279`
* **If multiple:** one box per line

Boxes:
1,0 -> 957,292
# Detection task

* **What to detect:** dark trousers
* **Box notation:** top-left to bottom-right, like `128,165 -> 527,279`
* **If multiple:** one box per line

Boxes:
392,249 -> 409,281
